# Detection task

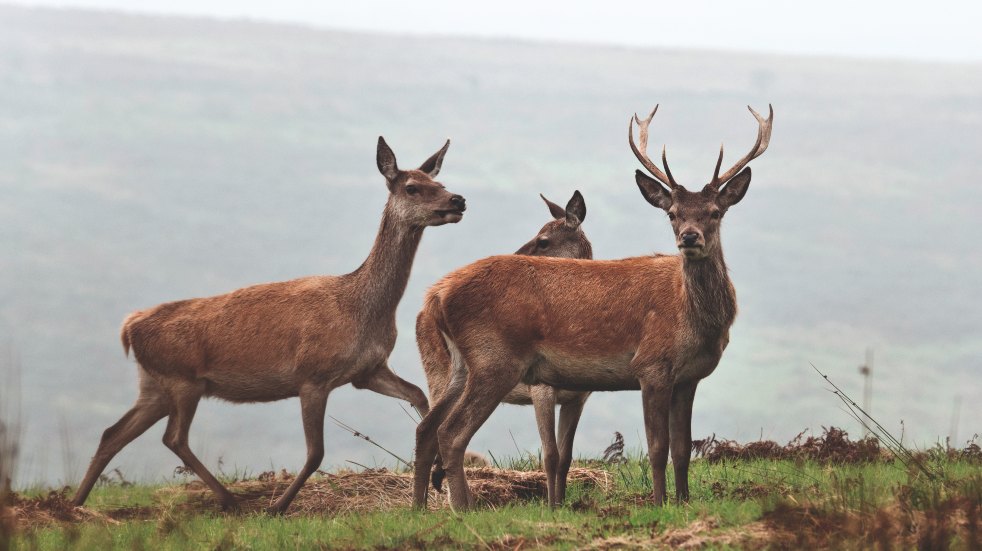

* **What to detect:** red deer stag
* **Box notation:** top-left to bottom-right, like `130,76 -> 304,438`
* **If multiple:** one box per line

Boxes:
419,191 -> 592,506
413,105 -> 772,510
73,137 -> 466,514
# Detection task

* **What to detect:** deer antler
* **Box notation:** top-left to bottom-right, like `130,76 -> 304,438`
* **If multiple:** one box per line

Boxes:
710,104 -> 773,189
629,106 -> 678,190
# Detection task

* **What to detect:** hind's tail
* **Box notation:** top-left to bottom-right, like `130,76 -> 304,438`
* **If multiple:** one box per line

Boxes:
119,311 -> 144,357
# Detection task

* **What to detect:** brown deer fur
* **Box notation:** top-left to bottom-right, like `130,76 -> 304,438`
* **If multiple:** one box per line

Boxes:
73,137 -> 466,514
418,191 -> 592,506
413,105 -> 772,510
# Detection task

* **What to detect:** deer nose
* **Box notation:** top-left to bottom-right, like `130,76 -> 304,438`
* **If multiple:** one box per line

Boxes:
681,232 -> 700,247
450,195 -> 466,211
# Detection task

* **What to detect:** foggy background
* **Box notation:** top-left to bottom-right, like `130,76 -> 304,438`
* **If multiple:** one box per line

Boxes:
1,2 -> 980,487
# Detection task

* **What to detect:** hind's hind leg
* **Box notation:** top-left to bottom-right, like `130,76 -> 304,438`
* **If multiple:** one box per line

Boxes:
73,369 -> 169,506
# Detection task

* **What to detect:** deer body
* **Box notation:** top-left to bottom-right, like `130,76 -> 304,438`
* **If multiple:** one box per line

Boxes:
413,105 -> 771,510
418,192 -> 592,506
74,137 -> 465,514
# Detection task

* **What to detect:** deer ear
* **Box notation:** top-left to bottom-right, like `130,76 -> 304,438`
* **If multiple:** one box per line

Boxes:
377,136 -> 399,189
718,167 -> 751,209
418,139 -> 450,178
635,170 -> 672,211
539,193 -> 566,220
564,190 -> 586,228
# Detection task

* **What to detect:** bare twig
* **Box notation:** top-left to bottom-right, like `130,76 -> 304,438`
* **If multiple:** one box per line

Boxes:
329,416 -> 411,468
810,363 -> 935,479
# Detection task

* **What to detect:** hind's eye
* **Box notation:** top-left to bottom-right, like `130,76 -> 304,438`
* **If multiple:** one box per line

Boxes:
710,210 -> 721,219
405,185 -> 418,195
537,237 -> 550,249
667,212 -> 677,221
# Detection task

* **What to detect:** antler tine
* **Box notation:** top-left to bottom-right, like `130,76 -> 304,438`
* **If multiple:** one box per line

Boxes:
710,143 -> 724,188
661,145 -> 679,189
714,104 -> 774,187
628,105 -> 675,190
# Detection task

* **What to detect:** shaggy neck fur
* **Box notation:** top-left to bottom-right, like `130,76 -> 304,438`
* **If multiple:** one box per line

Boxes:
348,204 -> 423,318
680,246 -> 736,336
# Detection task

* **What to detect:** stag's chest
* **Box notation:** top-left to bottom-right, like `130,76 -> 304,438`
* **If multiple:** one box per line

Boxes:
672,329 -> 730,383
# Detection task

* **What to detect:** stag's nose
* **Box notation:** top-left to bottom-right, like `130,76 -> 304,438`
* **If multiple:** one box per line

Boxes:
450,194 -> 466,211
681,232 -> 700,247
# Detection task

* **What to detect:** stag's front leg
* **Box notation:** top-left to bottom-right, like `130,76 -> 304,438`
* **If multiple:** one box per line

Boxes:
267,384 -> 329,514
669,380 -> 698,503
353,362 -> 430,416
639,378 -> 673,505
529,385 -> 559,507
555,394 -> 588,504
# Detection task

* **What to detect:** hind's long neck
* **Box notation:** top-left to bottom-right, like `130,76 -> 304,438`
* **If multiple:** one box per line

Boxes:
348,205 -> 423,319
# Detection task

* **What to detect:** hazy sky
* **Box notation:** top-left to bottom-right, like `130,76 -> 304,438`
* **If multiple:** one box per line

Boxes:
9,0 -> 982,62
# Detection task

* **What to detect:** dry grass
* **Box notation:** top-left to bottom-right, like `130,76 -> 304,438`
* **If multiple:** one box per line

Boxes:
9,466 -> 612,529
177,466 -> 612,515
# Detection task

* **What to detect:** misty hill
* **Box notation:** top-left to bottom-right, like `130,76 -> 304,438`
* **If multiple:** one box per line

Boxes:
1,5 -> 980,485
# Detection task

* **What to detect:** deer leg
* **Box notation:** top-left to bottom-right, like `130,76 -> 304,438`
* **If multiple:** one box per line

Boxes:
437,366 -> 519,511
352,362 -> 429,416
72,377 -> 169,506
267,384 -> 330,514
555,394 -> 588,505
162,383 -> 237,511
412,385 -> 461,508
640,379 -> 673,505
530,385 -> 559,507
669,381 -> 698,503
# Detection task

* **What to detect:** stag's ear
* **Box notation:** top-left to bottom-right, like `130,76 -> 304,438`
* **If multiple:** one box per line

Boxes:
539,193 -> 566,220
377,136 -> 399,189
564,190 -> 586,229
635,170 -> 672,211
718,167 -> 751,209
418,139 -> 450,178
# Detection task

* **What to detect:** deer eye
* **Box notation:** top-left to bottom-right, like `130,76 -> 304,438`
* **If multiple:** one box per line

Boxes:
537,237 -> 550,249
405,184 -> 418,195
667,212 -> 677,221
710,210 -> 721,220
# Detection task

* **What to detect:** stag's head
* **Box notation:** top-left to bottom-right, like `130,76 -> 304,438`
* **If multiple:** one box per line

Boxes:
377,137 -> 466,227
629,105 -> 773,259
514,191 -> 592,259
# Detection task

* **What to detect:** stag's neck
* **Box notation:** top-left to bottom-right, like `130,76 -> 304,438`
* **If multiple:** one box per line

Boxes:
347,206 -> 423,318
680,248 -> 736,335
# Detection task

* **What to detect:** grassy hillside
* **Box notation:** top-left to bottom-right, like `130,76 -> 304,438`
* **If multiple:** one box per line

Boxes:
0,5 -> 980,486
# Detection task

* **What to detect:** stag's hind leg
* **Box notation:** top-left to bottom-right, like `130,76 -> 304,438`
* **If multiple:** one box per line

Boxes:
73,369 -> 169,506
161,380 -> 237,511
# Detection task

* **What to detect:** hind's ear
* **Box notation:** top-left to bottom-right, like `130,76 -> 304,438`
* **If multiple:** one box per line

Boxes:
540,193 -> 566,220
418,139 -> 450,178
564,190 -> 586,229
377,136 -> 399,190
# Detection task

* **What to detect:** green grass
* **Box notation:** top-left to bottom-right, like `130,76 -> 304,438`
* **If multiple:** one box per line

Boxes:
9,451 -> 982,550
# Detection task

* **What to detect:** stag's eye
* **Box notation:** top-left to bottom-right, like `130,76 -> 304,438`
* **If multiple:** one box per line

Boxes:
710,210 -> 721,220
667,212 -> 677,221
405,184 -> 418,195
537,237 -> 550,249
